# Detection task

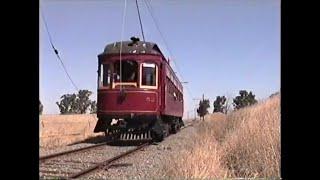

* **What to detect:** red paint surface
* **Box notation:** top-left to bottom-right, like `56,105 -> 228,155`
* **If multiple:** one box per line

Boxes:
98,90 -> 158,113
97,53 -> 183,118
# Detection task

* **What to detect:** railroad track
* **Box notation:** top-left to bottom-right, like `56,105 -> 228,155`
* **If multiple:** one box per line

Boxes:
40,141 -> 150,179
67,142 -> 150,179
40,142 -> 110,162
40,120 -> 198,179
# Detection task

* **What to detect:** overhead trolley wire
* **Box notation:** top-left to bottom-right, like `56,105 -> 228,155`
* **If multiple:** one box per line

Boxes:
40,9 -> 79,92
41,7 -> 98,118
135,0 -> 145,41
143,0 -> 195,100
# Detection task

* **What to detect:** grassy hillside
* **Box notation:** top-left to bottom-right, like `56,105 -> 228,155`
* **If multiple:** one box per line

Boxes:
163,95 -> 280,178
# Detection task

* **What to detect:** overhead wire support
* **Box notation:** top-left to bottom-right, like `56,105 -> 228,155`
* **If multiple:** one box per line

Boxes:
143,1 -> 184,77
135,0 -> 145,41
40,9 -> 79,92
143,0 -> 195,100
143,0 -> 173,59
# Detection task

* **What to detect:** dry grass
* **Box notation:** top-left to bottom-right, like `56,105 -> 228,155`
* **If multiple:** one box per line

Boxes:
163,95 -> 280,179
39,114 -> 104,148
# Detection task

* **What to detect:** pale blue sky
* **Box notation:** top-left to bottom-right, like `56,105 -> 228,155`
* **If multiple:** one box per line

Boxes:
40,0 -> 280,116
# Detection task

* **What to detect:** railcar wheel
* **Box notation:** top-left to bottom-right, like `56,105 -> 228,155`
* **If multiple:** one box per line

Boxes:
171,123 -> 178,134
105,129 -> 120,141
104,130 -> 112,141
179,119 -> 184,127
151,131 -> 164,142
151,120 -> 164,142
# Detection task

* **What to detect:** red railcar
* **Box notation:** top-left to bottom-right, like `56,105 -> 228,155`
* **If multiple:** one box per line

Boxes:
94,38 -> 184,141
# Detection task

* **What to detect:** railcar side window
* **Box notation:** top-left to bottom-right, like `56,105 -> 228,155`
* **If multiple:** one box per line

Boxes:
99,64 -> 111,88
141,63 -> 156,86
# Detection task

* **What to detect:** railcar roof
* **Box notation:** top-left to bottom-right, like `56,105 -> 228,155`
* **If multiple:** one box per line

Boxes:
100,41 -> 164,57
99,40 -> 183,92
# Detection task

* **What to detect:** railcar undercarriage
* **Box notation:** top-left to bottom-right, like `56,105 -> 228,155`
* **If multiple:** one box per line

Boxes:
95,115 -> 184,142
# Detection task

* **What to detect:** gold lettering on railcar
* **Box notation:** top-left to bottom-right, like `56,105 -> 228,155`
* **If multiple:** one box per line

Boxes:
146,97 -> 155,102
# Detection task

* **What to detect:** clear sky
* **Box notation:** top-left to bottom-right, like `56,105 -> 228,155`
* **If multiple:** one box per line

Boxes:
40,0 -> 280,117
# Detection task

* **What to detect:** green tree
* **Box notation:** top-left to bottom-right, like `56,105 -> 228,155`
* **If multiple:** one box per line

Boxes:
56,90 -> 95,114
56,93 -> 78,114
90,100 -> 97,114
76,90 -> 93,114
224,95 -> 233,114
233,90 -> 257,110
197,99 -> 210,121
269,91 -> 280,98
213,96 -> 226,113
39,100 -> 43,115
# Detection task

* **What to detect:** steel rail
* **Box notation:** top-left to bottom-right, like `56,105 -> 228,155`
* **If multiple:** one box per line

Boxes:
40,121 -> 195,162
68,142 -> 151,179
67,121 -> 195,179
40,121 -> 197,179
39,142 -> 109,162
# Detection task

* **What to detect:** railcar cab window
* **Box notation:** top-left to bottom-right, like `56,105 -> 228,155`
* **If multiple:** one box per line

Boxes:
113,60 -> 138,88
99,64 -> 111,88
140,63 -> 157,89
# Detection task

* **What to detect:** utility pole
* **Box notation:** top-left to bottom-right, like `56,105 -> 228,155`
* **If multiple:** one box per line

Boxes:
193,94 -> 209,121
193,97 -> 202,121
201,94 -> 204,121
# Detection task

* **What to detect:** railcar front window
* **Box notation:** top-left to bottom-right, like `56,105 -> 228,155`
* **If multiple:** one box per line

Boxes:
113,60 -> 138,88
141,63 -> 156,86
99,64 -> 111,88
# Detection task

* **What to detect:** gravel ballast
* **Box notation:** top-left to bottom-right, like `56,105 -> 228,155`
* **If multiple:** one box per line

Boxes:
39,120 -> 200,179
87,120 -> 200,179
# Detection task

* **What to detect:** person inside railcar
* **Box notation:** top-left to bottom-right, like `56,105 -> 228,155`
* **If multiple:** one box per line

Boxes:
113,60 -> 138,86
128,71 -> 136,82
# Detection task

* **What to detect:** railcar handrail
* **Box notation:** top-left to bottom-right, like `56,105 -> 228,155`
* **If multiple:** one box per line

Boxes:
112,82 -> 137,89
